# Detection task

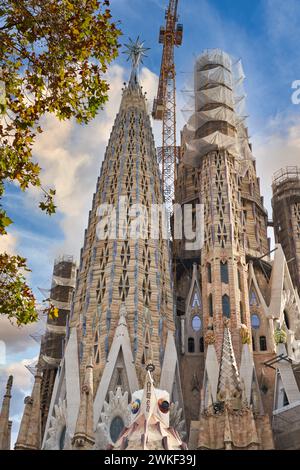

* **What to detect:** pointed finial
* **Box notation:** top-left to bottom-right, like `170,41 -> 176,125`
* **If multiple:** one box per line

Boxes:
123,36 -> 150,69
6,376 -> 13,394
123,37 -> 150,86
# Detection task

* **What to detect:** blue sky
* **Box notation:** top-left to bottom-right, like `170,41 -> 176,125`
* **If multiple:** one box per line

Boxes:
4,0 -> 300,297
0,0 -> 300,447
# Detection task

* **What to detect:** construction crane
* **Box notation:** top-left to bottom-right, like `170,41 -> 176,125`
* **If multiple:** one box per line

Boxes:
153,0 -> 183,218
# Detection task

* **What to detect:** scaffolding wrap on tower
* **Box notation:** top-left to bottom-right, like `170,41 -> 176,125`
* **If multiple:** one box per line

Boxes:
272,166 -> 300,294
181,49 -> 253,171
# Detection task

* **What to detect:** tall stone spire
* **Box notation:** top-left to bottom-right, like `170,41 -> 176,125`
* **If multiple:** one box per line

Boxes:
69,36 -> 177,392
0,375 -> 13,450
72,356 -> 95,450
40,36 -> 183,450
15,369 -> 42,450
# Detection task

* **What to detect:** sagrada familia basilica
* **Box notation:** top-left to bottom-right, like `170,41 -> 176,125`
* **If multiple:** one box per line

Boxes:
1,37 -> 300,451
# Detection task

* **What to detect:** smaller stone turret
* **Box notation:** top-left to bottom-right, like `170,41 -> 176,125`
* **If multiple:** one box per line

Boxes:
0,375 -> 13,450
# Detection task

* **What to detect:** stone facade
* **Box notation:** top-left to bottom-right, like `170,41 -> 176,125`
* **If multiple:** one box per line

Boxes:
5,47 -> 300,452
175,50 -> 300,448
21,40 -> 183,451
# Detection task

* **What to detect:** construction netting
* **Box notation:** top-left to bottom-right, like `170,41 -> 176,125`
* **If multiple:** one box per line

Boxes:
181,49 -> 254,168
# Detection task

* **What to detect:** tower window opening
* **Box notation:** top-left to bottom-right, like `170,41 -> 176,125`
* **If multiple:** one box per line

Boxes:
259,336 -> 267,352
284,310 -> 290,330
199,337 -> 204,353
188,337 -> 195,353
222,295 -> 230,318
252,336 -> 256,351
220,261 -> 229,284
207,263 -> 212,283
208,294 -> 213,317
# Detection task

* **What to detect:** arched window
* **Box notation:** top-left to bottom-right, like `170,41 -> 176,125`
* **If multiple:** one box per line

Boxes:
284,310 -> 290,330
199,337 -> 204,353
259,336 -> 267,352
251,314 -> 260,330
207,263 -> 212,283
95,351 -> 100,365
252,336 -> 256,351
208,294 -> 213,317
188,337 -> 195,353
222,295 -> 230,318
220,261 -> 229,284
250,289 -> 259,306
110,416 -> 124,443
192,291 -> 201,309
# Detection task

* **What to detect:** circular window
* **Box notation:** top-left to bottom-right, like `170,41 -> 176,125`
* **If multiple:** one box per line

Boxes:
251,314 -> 260,329
192,315 -> 201,332
110,416 -> 124,443
158,399 -> 170,414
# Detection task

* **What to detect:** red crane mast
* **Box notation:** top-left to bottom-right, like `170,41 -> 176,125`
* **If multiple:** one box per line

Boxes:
153,0 -> 183,216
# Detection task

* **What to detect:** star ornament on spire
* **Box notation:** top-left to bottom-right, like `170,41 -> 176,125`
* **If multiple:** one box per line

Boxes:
123,36 -> 150,70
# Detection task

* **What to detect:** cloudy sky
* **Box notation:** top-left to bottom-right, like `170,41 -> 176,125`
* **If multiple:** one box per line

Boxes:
0,0 -> 300,447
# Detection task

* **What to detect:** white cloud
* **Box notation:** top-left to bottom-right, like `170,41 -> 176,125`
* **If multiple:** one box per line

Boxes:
0,232 -> 18,255
253,113 -> 300,216
1,358 -> 35,393
0,316 -> 44,355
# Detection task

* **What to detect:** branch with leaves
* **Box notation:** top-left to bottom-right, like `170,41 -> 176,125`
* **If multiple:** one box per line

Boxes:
0,253 -> 37,324
0,0 -> 121,324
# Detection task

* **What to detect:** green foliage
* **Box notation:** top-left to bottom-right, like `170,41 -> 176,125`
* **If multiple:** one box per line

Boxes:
0,0 -> 121,324
0,253 -> 38,324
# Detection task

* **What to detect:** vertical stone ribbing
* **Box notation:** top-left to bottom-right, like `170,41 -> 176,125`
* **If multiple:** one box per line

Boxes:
70,72 -> 174,391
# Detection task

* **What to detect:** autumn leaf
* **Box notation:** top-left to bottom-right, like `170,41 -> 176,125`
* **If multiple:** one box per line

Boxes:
0,0 -> 121,324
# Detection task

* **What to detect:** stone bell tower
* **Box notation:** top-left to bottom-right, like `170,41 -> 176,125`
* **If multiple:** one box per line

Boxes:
175,50 -> 274,447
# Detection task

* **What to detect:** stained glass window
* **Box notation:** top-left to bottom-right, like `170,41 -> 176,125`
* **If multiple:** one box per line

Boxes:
192,291 -> 201,309
250,289 -> 259,306
222,295 -> 230,318
192,315 -> 201,332
110,416 -> 124,443
220,261 -> 229,284
251,314 -> 260,329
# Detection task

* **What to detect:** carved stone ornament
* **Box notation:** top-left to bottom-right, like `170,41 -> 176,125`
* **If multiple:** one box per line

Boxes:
44,399 -> 71,450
